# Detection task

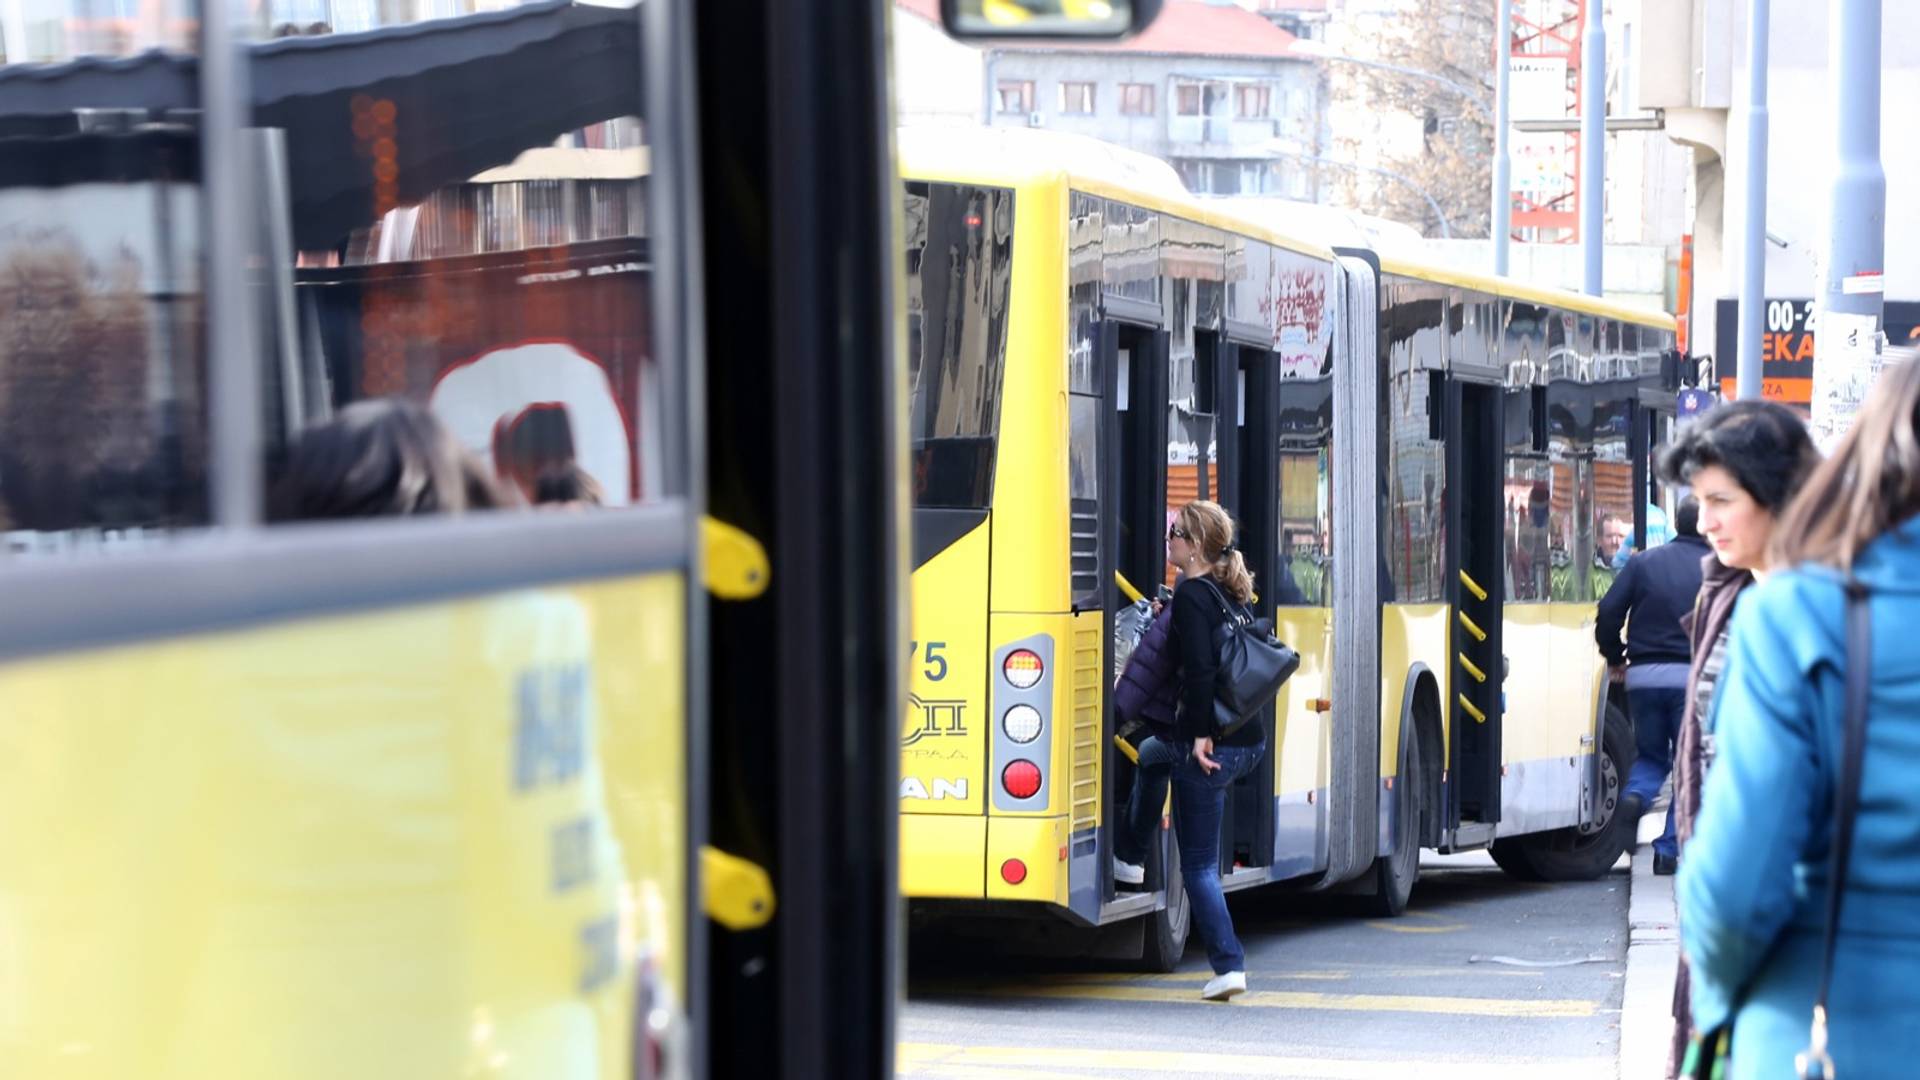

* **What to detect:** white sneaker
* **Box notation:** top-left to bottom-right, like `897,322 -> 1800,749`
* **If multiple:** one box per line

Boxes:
1202,971 -> 1247,1001
1113,859 -> 1145,885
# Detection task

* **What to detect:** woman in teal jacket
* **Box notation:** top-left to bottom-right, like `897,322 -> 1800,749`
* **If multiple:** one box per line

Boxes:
1678,357 -> 1920,1077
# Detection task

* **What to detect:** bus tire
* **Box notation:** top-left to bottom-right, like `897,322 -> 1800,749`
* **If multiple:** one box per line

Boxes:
1137,842 -> 1190,972
1360,726 -> 1423,917
1497,703 -> 1635,882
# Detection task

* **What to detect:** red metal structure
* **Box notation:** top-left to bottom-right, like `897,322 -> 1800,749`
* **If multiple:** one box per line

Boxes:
1509,0 -> 1584,243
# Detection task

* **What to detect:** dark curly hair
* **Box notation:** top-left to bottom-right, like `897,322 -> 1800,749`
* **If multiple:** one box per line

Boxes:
1657,400 -> 1818,512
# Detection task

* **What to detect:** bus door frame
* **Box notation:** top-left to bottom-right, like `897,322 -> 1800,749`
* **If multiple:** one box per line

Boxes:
1220,328 -> 1280,872
1442,371 -> 1506,834
1095,305 -> 1171,900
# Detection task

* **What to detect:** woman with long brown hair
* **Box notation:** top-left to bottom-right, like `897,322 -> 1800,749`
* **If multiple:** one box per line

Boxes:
1678,357 -> 1920,1077
1163,499 -> 1268,1002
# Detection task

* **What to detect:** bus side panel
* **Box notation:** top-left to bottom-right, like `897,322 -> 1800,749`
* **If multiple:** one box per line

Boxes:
901,519 -> 991,820
1270,606 -> 1330,879
1495,603 -> 1585,836
986,177 -> 1070,617
1380,602 -> 1450,782
0,573 -> 685,1080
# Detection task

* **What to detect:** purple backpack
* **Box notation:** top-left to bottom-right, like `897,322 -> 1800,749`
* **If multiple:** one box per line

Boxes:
1114,603 -> 1179,730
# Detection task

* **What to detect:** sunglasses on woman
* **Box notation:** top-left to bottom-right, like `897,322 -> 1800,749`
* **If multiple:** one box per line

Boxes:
1168,524 -> 1191,541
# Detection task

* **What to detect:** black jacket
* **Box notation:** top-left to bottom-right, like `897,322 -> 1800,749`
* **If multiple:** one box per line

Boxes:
1595,535 -> 1711,667
1171,576 -> 1266,746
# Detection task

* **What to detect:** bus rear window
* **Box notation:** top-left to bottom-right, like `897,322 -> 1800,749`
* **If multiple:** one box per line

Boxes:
904,182 -> 1011,509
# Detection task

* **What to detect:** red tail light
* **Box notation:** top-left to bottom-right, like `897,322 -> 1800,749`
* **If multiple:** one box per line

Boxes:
1002,759 -> 1042,799
1000,858 -> 1028,885
1003,649 -> 1044,689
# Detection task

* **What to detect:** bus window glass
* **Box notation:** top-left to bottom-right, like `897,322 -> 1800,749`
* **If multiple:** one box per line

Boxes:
1275,370 -> 1331,606
0,2 -> 208,559
904,182 -> 1012,509
1591,372 -> 1636,593
1102,200 -> 1158,308
262,2 -> 661,517
1547,328 -> 1594,602
1385,282 -> 1446,603
1502,303 -> 1550,602
1068,192 -> 1102,396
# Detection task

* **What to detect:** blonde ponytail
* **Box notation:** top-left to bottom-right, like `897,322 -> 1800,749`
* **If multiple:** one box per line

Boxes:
1177,500 -> 1255,606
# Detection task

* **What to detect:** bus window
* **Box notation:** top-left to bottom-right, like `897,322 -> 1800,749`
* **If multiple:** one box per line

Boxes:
258,6 -> 662,514
1502,303 -> 1551,603
1385,282 -> 1446,603
904,181 -> 1012,509
0,12 -> 208,559
1275,370 -> 1331,606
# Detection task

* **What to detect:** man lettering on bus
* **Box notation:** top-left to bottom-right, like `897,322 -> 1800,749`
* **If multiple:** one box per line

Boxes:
1593,496 -> 1706,875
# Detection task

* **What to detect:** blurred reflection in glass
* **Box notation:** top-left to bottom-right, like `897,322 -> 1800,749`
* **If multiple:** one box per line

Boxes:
0,1 -> 208,558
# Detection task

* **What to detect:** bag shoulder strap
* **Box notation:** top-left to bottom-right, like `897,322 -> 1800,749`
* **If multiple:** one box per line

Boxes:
1195,575 -> 1250,627
1798,578 -> 1872,1079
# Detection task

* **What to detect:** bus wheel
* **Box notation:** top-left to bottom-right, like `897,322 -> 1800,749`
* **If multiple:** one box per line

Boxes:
1138,842 -> 1190,972
1496,703 -> 1634,882
1361,728 -> 1423,917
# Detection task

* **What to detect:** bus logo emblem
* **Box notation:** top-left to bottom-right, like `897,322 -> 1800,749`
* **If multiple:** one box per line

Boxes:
902,694 -> 967,746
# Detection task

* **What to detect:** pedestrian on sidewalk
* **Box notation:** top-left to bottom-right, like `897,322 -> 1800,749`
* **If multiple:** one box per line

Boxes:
1595,495 -> 1708,876
1654,400 -> 1818,1076
1678,357 -> 1920,1077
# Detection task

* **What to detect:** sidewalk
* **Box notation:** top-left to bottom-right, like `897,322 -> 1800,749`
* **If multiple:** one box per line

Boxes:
1620,816 -> 1680,1079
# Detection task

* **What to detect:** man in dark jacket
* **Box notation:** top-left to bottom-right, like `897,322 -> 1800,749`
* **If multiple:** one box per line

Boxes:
1595,496 -> 1707,874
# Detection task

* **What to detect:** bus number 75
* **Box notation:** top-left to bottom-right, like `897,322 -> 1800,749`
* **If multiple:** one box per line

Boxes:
907,641 -> 948,682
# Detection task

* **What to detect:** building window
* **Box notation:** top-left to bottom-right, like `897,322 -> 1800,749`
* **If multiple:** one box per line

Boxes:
996,80 -> 1034,115
1235,84 -> 1272,119
1059,81 -> 1095,115
1119,83 -> 1155,117
1175,84 -> 1203,116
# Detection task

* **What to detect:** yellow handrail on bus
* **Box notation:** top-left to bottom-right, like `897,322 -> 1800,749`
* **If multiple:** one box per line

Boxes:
1115,570 -> 1146,605
1458,569 -> 1488,603
1458,694 -> 1488,724
1458,611 -> 1488,643
702,845 -> 777,931
703,515 -> 771,600
1458,653 -> 1488,684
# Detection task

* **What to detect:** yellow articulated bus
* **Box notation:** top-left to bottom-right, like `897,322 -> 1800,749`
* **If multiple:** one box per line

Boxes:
896,127 -> 1682,967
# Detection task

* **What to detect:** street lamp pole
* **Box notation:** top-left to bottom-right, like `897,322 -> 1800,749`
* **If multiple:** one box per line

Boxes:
1579,0 -> 1604,297
1492,0 -> 1512,276
1735,0 -> 1770,401
1810,0 -> 1885,440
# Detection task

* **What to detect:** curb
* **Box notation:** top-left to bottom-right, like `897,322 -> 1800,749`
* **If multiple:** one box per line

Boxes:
1620,837 -> 1679,1078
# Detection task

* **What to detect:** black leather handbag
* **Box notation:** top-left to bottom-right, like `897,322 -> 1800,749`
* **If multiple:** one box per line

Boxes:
1197,578 -> 1300,739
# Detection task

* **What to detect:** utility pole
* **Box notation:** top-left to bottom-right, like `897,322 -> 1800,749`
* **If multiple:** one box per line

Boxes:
1735,0 -> 1770,401
1811,0 -> 1886,442
1492,0 -> 1512,276
1579,1 -> 1604,297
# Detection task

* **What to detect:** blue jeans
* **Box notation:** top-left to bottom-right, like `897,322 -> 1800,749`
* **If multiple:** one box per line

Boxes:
1174,740 -> 1268,975
1625,686 -> 1683,858
1115,734 -> 1181,868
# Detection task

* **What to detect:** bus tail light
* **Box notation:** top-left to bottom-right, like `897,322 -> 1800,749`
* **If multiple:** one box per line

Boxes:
1002,759 -> 1042,799
1000,858 -> 1028,885
1003,649 -> 1044,689
992,634 -> 1054,810
1002,704 -> 1043,743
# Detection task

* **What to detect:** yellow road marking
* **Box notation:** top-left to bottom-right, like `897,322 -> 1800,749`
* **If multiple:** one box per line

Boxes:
898,1043 -> 1613,1079
951,982 -> 1596,1018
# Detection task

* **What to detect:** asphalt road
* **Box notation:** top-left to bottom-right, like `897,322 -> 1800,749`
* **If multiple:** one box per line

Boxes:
900,853 -> 1629,1080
